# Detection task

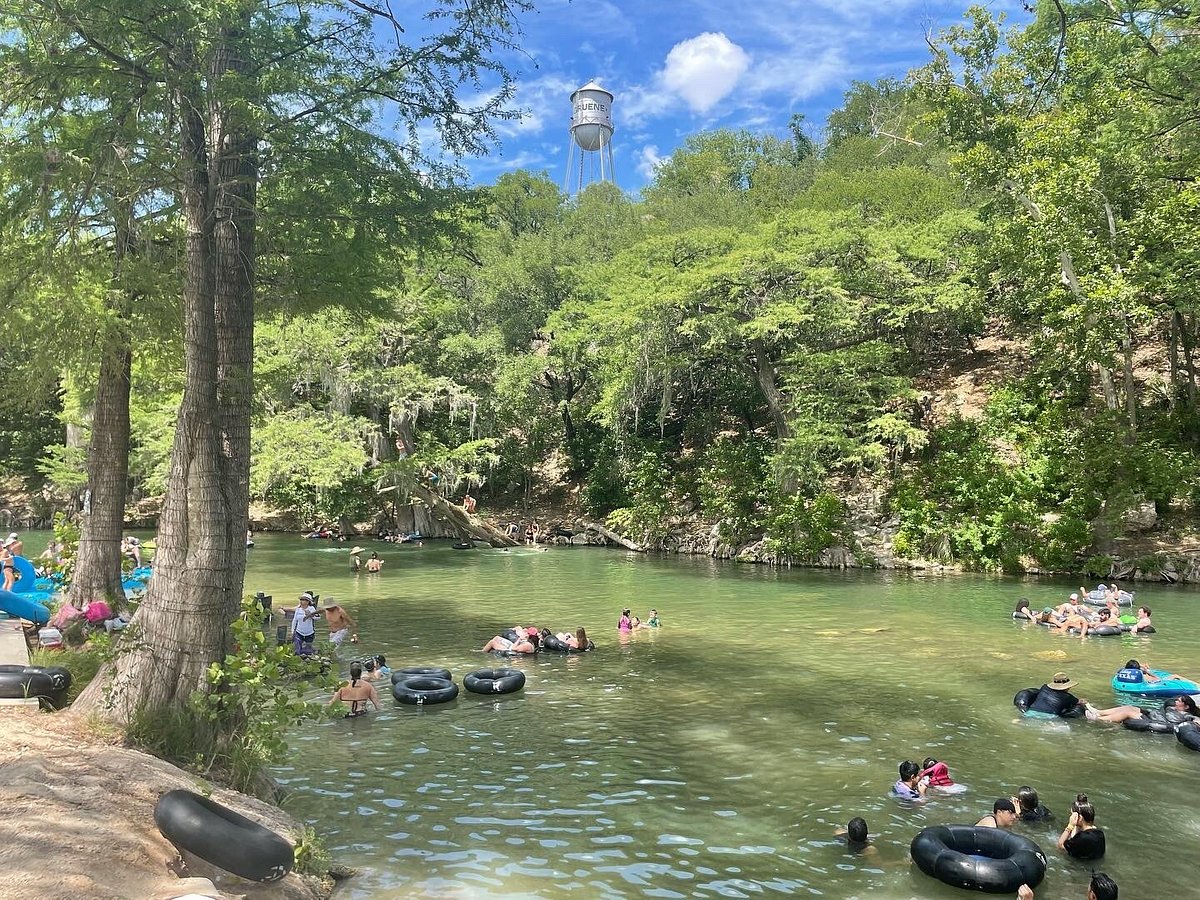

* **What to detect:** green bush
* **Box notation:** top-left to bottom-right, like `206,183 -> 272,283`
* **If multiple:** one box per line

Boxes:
693,433 -> 768,544
129,596 -> 335,793
764,491 -> 849,563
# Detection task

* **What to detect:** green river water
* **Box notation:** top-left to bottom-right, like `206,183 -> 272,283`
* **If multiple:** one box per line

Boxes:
25,531 -> 1200,898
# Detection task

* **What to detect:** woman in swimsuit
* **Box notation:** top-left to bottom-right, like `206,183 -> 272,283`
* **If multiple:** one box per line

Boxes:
329,662 -> 381,718
482,631 -> 537,654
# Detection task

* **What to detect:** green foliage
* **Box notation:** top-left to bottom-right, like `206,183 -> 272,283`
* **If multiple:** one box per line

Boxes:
130,596 -> 334,792
293,826 -> 333,877
764,492 -> 849,563
250,409 -> 373,523
604,445 -> 678,546
693,434 -> 769,544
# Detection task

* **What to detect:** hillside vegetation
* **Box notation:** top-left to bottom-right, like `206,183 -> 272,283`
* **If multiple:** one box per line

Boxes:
5,2 -> 1200,581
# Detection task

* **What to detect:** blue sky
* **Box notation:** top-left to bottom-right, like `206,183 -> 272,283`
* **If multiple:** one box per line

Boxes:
466,0 -> 1029,191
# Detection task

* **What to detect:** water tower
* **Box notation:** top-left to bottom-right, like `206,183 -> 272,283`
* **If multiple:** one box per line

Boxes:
564,80 -> 616,195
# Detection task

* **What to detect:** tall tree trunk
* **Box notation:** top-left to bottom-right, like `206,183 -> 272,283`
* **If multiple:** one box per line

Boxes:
1098,364 -> 1118,411
70,212 -> 136,607
68,332 -> 131,607
1121,321 -> 1137,434
748,339 -> 791,440
1168,312 -> 1181,410
75,30 -> 257,721
1180,312 -> 1199,409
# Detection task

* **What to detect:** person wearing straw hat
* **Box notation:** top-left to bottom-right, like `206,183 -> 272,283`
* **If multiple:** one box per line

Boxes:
349,546 -> 365,571
1027,672 -> 1083,717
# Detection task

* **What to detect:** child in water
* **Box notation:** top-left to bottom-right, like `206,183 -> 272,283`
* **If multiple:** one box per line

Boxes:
618,608 -> 632,631
917,757 -> 962,793
646,608 -> 660,627
834,817 -> 874,855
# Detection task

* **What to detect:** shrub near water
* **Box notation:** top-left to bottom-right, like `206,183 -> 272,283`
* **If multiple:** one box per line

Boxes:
127,596 -> 335,794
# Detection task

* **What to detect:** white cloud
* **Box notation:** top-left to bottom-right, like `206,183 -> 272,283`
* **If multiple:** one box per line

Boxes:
491,74 -> 579,139
635,144 -> 664,180
661,32 -> 750,114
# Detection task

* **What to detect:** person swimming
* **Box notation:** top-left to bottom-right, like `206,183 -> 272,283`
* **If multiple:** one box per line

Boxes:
842,816 -> 870,852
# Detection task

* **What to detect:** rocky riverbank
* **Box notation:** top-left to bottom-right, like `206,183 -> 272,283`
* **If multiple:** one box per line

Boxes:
0,710 -> 337,900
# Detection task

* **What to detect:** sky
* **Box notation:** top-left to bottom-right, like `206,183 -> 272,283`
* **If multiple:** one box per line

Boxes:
466,0 -> 1030,192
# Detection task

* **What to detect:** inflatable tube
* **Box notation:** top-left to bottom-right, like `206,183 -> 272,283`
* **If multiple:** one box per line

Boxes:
540,634 -> 595,653
25,665 -> 71,693
500,628 -> 521,643
1177,723 -> 1200,752
392,675 -> 459,705
911,825 -> 1046,893
0,665 -> 66,700
451,542 -> 474,550
0,588 -> 50,625
1112,668 -> 1199,697
1138,625 -> 1156,634
464,668 -> 526,694
390,666 -> 452,684
1123,709 -> 1179,735
7,556 -> 36,593
1025,685 -> 1082,717
1091,625 -> 1122,636
1084,588 -> 1133,606
154,789 -> 293,882
1013,688 -> 1040,713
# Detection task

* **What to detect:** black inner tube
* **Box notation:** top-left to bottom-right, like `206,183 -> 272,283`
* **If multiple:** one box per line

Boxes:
464,668 -> 526,694
1178,723 -> 1200,752
1012,688 -> 1040,713
154,789 -> 294,883
0,667 -> 65,701
392,675 -> 459,705
391,666 -> 452,683
911,825 -> 1047,894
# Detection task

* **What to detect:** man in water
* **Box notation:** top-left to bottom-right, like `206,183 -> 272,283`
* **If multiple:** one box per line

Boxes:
322,602 -> 357,647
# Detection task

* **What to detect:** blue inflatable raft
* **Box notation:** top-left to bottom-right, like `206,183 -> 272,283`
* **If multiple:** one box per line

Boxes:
1112,667 -> 1199,698
0,589 -> 50,625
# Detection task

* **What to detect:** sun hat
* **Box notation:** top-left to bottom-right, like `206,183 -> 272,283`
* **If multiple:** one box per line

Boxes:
1047,672 -> 1076,691
350,546 -> 365,554
525,627 -> 539,637
1069,593 -> 1079,601
299,591 -> 314,602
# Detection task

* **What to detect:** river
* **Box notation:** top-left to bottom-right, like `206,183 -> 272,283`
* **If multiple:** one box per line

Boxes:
21,531 -> 1200,897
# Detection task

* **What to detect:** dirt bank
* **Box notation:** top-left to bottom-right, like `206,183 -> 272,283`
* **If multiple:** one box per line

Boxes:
0,710 -> 333,900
